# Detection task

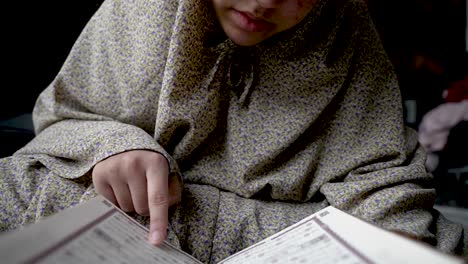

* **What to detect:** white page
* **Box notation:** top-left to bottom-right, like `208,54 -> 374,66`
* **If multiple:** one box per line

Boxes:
0,196 -> 201,264
1,197 -> 465,264
219,206 -> 464,264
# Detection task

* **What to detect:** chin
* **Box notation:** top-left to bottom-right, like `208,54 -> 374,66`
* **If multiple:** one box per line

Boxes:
225,28 -> 269,47
230,38 -> 262,46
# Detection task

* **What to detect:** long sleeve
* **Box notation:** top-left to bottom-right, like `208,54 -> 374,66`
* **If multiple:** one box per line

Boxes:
2,0 -> 464,259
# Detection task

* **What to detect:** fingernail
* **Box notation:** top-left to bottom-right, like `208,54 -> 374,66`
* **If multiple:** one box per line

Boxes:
150,231 -> 162,245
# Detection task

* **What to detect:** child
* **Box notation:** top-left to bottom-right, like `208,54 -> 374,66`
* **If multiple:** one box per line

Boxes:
0,0 -> 465,262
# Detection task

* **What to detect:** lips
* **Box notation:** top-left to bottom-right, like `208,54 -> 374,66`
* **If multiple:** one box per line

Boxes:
233,10 -> 274,32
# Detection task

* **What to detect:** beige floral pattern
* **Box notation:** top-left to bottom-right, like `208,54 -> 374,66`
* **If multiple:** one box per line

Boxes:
0,0 -> 465,262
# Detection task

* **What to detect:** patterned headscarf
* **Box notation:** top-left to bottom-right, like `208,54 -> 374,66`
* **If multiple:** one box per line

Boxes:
17,0 -> 463,260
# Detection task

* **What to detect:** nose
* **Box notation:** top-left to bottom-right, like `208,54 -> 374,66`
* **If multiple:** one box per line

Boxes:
255,0 -> 285,9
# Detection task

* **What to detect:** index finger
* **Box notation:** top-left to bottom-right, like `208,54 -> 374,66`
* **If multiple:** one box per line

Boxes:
146,164 -> 169,246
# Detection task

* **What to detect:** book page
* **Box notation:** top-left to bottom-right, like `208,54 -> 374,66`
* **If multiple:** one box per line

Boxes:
0,196 -> 201,264
219,206 -> 464,264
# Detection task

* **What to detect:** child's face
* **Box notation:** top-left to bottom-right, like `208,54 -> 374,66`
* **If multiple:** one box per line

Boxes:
212,0 -> 317,46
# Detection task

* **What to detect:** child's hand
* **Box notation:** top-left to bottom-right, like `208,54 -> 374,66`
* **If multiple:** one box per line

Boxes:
92,150 -> 182,246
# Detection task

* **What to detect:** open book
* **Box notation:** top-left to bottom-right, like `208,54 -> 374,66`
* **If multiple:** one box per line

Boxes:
0,195 -> 464,264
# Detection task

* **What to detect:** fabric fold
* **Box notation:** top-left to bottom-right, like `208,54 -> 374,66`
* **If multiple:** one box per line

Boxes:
0,0 -> 465,261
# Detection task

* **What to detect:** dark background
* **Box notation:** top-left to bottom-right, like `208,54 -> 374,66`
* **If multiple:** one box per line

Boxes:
368,0 -> 468,208
1,0 -> 467,207
368,0 -> 467,126
2,1 -> 105,119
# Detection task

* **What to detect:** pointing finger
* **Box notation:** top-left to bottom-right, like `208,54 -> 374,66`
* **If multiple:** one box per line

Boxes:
146,161 -> 169,246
